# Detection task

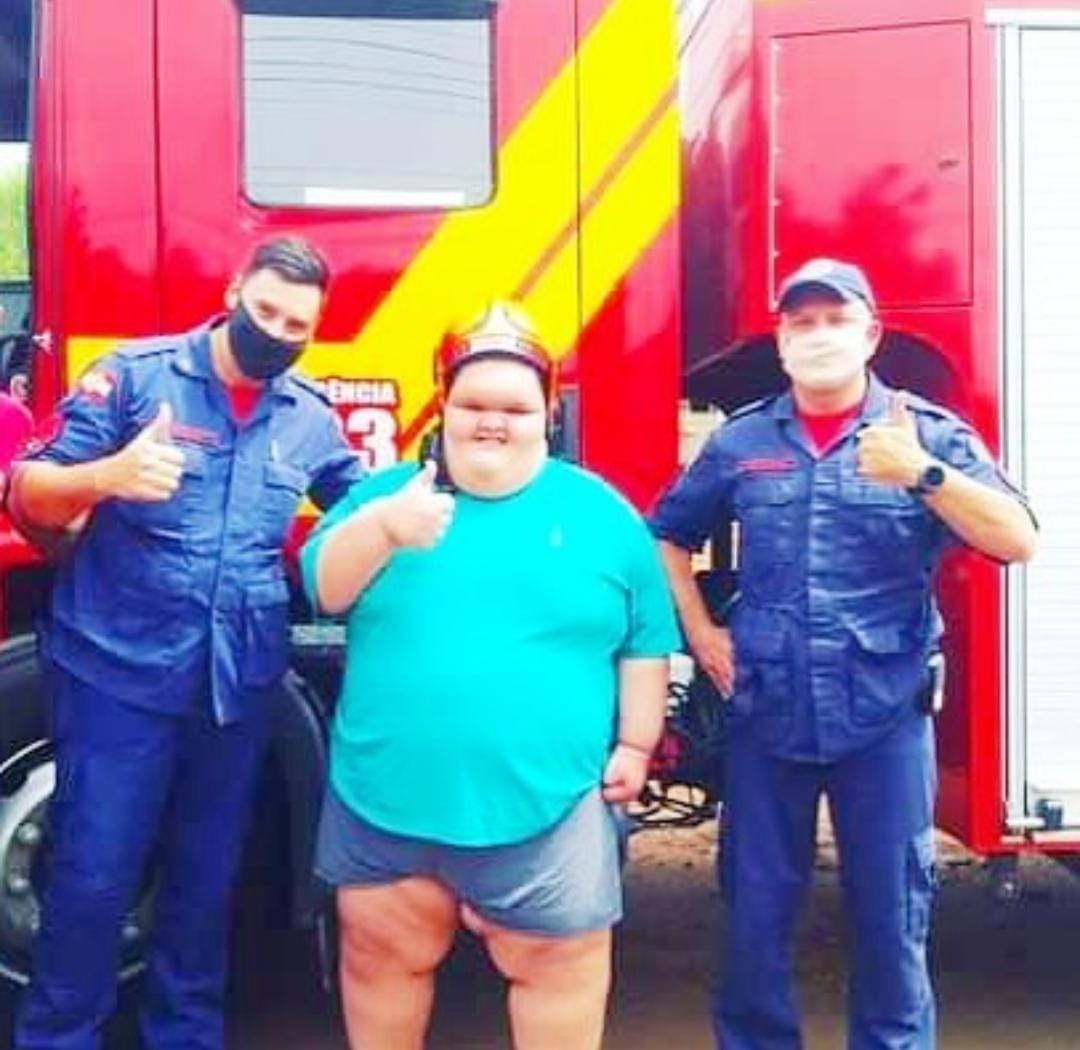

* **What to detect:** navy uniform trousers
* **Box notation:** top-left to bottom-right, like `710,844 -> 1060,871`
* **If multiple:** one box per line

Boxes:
715,713 -> 936,1050
16,671 -> 268,1050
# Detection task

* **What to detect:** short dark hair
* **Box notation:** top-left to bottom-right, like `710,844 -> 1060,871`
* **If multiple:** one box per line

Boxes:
241,236 -> 330,293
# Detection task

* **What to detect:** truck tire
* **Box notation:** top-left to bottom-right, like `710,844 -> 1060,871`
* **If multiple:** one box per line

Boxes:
0,637 -> 152,986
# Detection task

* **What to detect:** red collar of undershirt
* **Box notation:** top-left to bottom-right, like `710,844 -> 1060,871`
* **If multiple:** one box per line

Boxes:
224,382 -> 262,423
797,402 -> 862,456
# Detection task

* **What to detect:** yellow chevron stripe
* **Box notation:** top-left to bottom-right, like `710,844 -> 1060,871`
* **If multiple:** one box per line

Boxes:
576,0 -> 679,330
522,105 -> 680,364
576,0 -> 678,192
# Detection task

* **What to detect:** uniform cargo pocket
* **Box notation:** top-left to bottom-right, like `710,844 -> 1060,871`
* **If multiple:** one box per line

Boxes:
906,827 -> 936,942
846,622 -> 921,727
734,625 -> 793,720
241,579 -> 290,687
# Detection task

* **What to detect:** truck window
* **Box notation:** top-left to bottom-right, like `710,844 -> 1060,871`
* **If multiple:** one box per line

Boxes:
0,0 -> 33,400
238,0 -> 495,209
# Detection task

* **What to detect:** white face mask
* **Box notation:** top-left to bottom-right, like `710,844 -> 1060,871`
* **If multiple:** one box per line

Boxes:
777,299 -> 880,394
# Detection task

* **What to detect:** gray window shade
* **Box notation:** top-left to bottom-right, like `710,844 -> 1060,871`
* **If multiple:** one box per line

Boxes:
239,0 -> 495,209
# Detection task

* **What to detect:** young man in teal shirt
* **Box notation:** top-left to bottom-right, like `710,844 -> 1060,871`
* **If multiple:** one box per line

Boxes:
301,304 -> 680,1050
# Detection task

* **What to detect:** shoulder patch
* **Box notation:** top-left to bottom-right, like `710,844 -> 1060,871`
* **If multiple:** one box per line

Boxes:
76,366 -> 118,403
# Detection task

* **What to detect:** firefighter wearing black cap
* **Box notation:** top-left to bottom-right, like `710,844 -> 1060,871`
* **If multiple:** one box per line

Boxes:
651,259 -> 1037,1049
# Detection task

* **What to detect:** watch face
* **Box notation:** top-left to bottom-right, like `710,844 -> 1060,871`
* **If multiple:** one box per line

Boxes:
922,464 -> 945,490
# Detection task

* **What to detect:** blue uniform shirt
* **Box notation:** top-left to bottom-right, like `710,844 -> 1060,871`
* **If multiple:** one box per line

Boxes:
29,321 -> 362,723
651,373 -> 1029,761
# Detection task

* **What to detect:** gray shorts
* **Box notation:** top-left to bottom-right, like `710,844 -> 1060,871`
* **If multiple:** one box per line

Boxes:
315,787 -> 625,936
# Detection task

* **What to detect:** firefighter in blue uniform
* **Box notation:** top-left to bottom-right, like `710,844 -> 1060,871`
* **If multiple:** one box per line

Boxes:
652,259 -> 1037,1050
11,237 -> 362,1050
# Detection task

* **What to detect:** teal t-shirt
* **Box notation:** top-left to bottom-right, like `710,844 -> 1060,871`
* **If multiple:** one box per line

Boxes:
300,459 -> 680,847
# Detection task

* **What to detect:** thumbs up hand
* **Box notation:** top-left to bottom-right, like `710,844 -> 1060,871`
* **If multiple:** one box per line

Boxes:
856,390 -> 932,487
376,460 -> 455,549
102,402 -> 187,502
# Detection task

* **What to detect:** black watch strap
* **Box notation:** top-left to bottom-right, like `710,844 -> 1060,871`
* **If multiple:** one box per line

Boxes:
910,462 -> 945,496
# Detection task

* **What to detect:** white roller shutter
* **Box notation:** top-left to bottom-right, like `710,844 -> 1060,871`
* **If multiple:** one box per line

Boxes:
1006,26 -> 1080,824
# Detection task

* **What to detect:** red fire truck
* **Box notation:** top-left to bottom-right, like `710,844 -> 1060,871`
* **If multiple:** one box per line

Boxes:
0,0 -> 1072,983
679,0 -> 1080,886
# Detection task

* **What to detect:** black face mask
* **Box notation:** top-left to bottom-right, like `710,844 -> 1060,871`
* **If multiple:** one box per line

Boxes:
227,300 -> 306,381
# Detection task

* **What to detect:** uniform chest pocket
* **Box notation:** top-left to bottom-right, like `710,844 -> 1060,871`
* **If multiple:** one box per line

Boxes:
838,474 -> 932,566
116,446 -> 208,537
840,476 -> 915,508
260,462 -> 308,545
735,474 -> 801,567
735,475 -> 800,508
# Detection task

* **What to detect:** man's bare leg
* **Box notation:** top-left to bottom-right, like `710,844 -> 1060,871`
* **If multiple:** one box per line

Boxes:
337,877 -> 458,1050
471,908 -> 612,1050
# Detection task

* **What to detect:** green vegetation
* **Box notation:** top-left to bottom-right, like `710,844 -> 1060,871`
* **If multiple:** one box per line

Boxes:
0,165 -> 29,280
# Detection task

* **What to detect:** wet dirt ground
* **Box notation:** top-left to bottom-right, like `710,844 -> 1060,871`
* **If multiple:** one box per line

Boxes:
4,818 -> 1080,1048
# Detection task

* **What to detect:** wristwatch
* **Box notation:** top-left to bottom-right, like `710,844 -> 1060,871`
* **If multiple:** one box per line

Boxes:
909,461 -> 946,497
